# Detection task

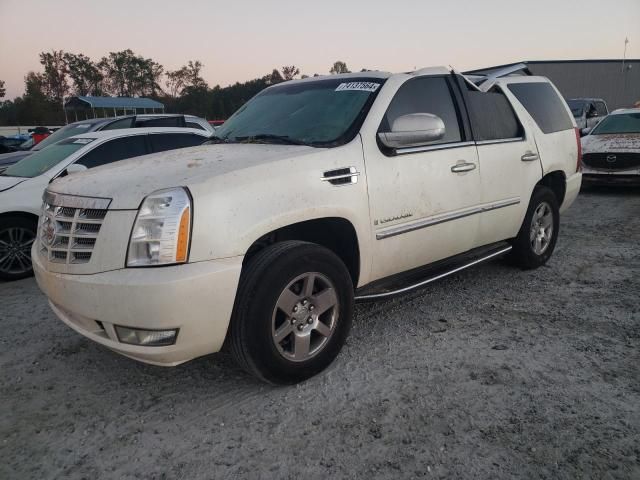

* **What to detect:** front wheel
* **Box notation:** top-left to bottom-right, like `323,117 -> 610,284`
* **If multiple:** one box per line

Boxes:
229,241 -> 354,384
0,216 -> 37,281
510,186 -> 560,270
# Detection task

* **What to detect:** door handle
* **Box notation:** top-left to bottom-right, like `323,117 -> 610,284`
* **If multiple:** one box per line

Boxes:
521,151 -> 539,162
451,162 -> 476,173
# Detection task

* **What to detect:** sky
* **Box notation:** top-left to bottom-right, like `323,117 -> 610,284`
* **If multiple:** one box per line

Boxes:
0,0 -> 638,99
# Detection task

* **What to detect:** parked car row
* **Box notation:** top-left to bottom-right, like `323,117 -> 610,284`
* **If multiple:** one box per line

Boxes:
22,67 -> 583,384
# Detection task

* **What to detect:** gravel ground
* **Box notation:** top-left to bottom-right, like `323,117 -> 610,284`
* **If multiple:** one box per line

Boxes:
1,187 -> 639,479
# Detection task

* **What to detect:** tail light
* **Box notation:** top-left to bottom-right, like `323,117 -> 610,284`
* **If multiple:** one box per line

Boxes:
574,127 -> 582,172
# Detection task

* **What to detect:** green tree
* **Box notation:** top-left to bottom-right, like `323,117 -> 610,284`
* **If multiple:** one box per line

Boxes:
281,65 -> 300,81
100,50 -> 164,97
0,80 -> 5,98
64,53 -> 104,96
330,61 -> 351,74
39,50 -> 69,102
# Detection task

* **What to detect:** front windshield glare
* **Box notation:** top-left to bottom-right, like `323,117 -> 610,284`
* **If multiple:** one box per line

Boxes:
591,113 -> 640,135
215,78 -> 384,147
3,138 -> 93,178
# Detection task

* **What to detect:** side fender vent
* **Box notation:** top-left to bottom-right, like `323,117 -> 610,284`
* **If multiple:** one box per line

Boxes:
322,167 -> 360,186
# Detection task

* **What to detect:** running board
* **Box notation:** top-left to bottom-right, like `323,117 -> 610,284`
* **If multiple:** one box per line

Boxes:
355,242 -> 512,302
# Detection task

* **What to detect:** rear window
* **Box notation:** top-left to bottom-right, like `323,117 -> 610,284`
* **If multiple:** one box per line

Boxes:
508,83 -> 573,134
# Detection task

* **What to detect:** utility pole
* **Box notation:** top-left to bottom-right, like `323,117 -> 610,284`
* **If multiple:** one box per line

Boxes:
622,37 -> 629,72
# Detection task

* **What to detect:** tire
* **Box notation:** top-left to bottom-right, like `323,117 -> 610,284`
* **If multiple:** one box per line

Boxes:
229,241 -> 354,384
0,216 -> 37,281
510,186 -> 560,270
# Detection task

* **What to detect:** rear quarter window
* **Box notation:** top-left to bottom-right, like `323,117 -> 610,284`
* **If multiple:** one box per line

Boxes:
507,83 -> 573,134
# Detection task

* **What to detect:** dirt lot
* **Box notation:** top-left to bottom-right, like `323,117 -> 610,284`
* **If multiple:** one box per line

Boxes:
1,187 -> 639,479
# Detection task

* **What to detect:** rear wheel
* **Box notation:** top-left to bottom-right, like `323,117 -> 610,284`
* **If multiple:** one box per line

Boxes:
510,186 -> 560,269
229,241 -> 354,384
0,216 -> 37,281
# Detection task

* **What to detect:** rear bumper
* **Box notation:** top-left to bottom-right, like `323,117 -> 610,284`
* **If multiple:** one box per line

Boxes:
560,172 -> 582,213
33,249 -> 243,366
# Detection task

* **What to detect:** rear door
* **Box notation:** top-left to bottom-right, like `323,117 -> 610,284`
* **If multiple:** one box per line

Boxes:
74,135 -> 149,169
457,77 -> 542,245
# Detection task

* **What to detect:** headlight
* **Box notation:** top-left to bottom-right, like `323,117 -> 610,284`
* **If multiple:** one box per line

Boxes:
127,187 -> 192,267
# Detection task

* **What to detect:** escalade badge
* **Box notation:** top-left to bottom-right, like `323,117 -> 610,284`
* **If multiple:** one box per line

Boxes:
606,154 -> 617,163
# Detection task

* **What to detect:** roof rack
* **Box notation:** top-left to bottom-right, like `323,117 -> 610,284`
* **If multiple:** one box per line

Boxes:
463,63 -> 532,91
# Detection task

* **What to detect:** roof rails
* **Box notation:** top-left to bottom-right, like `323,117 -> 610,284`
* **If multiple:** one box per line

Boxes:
463,63 -> 532,91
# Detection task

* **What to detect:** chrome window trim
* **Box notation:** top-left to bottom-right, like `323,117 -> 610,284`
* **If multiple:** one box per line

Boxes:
395,140 -> 476,155
475,137 -> 525,146
376,197 -> 520,240
44,190 -> 112,210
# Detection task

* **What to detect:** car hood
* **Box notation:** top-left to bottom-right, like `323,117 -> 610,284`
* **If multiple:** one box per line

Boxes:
0,175 -> 28,192
48,143 -> 319,209
582,133 -> 640,153
0,150 -> 32,167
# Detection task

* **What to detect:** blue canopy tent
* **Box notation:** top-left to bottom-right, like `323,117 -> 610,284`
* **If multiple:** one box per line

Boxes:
64,96 -> 165,122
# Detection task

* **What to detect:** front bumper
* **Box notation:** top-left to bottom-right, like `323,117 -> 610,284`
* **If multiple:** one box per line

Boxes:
581,168 -> 640,186
33,248 -> 243,366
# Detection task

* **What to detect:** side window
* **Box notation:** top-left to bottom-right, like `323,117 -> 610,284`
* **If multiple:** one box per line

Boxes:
149,133 -> 205,153
380,77 -> 462,145
136,116 -> 186,128
507,83 -> 574,134
99,117 -> 135,131
76,136 -> 148,169
466,88 -> 523,141
595,101 -> 608,116
186,121 -> 205,130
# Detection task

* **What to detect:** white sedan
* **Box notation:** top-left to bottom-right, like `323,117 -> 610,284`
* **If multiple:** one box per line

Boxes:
0,127 -> 210,280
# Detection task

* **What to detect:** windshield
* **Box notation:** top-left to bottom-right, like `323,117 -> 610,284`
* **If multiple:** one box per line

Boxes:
214,77 -> 385,147
33,122 -> 97,151
590,113 -> 640,135
3,137 -> 94,178
567,100 -> 585,118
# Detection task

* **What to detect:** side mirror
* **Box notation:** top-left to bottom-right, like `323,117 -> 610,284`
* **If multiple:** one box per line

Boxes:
378,113 -> 445,149
66,163 -> 88,175
580,127 -> 591,136
587,109 -> 598,119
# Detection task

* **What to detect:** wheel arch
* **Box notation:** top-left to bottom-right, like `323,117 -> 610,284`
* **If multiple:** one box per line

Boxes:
0,211 -> 39,225
537,170 -> 566,205
243,217 -> 361,287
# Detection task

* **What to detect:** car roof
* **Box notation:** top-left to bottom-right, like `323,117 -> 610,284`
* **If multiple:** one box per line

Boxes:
65,127 -> 210,140
610,108 -> 640,115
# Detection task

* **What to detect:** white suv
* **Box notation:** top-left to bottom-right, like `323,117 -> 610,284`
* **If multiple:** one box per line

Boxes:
33,67 -> 582,384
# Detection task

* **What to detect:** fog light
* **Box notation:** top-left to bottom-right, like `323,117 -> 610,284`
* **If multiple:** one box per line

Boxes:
115,326 -> 178,346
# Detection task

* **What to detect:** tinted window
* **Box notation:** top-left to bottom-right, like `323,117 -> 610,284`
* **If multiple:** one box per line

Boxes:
76,135 -> 148,169
466,90 -> 522,141
595,101 -> 608,116
32,122 -> 98,151
100,117 -> 135,131
135,116 -> 186,128
590,113 -> 640,135
149,133 -> 204,153
508,83 -> 573,134
380,77 -> 462,145
186,121 -> 205,130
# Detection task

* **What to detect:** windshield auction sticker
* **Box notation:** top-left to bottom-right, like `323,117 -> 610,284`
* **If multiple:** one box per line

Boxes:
335,82 -> 380,92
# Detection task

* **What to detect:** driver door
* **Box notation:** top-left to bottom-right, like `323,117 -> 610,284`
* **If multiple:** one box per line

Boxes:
362,76 -> 483,281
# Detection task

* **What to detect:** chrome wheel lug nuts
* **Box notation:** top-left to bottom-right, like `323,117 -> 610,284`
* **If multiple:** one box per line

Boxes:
307,317 -> 313,324
297,324 -> 304,331
293,306 -> 298,313
291,318 -> 296,324
309,305 -> 315,311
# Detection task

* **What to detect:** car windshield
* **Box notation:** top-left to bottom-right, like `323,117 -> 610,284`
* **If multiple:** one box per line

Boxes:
2,138 -> 94,178
567,100 -> 585,118
214,77 -> 385,147
590,113 -> 640,135
32,122 -> 98,151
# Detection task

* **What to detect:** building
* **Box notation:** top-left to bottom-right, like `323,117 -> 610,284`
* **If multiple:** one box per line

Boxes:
63,96 -> 165,122
465,59 -> 640,110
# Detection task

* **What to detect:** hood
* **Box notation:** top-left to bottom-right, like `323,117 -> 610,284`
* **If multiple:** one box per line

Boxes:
0,150 -> 32,167
49,143 -> 318,209
582,133 -> 640,153
0,175 -> 28,192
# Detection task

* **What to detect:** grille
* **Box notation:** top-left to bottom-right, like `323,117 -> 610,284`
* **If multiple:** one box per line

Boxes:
39,203 -> 107,265
582,152 -> 640,170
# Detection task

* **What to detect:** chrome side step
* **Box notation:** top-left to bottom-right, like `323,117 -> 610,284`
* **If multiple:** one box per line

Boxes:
355,244 -> 512,302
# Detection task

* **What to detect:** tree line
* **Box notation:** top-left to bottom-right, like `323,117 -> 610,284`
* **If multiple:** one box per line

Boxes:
0,50 -> 355,126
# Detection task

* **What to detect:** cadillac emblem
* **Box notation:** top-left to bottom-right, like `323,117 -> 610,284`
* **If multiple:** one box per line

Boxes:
606,154 -> 617,163
42,217 -> 56,246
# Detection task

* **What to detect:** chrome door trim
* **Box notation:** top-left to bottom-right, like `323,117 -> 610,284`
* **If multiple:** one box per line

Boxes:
475,137 -> 525,146
375,196 -> 520,240
355,245 -> 513,300
395,141 -> 475,156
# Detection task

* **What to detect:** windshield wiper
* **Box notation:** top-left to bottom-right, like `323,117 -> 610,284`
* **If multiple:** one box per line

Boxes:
234,134 -> 310,146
